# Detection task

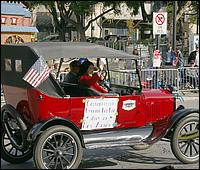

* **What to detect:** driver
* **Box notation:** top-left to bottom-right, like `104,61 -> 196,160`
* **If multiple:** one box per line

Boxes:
79,60 -> 108,93
63,60 -> 80,84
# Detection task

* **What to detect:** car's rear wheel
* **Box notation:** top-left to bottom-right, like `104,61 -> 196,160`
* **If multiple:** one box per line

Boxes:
1,128 -> 33,163
1,104 -> 33,163
33,125 -> 83,169
1,104 -> 29,151
171,115 -> 199,164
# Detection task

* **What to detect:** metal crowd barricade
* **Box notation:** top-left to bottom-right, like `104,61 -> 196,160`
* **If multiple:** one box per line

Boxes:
109,70 -> 140,87
140,68 -> 179,89
140,67 -> 199,92
178,67 -> 199,92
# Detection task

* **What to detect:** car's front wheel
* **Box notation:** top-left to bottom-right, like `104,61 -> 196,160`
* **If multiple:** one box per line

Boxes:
33,125 -> 83,169
171,115 -> 199,164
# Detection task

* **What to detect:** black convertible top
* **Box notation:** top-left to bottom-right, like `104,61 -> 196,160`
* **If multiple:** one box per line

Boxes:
1,42 -> 137,95
2,42 -> 136,61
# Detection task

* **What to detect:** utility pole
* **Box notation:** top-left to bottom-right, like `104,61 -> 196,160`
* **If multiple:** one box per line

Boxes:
197,7 -> 199,34
154,1 -> 160,50
172,1 -> 177,51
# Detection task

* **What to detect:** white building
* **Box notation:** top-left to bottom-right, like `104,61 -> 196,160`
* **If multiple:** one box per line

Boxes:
85,2 -> 152,40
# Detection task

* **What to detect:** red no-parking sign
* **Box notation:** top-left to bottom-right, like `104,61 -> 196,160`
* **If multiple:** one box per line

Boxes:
153,12 -> 167,35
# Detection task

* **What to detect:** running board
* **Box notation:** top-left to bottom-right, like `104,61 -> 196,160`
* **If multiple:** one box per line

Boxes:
82,127 -> 153,149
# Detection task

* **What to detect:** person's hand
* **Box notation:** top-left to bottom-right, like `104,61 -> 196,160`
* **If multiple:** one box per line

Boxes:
97,71 -> 102,77
99,74 -> 104,81
94,66 -> 100,72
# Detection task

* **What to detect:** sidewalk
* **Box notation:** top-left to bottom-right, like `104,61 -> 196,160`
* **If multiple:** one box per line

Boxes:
180,91 -> 199,101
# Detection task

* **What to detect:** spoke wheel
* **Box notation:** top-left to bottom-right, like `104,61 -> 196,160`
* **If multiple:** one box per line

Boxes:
1,128 -> 33,164
171,115 -> 199,164
34,125 -> 83,169
1,104 -> 28,151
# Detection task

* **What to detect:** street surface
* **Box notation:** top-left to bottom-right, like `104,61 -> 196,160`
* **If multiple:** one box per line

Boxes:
1,93 -> 199,169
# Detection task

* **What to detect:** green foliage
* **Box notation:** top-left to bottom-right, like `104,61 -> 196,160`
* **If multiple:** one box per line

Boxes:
166,1 -> 173,13
19,1 -> 143,41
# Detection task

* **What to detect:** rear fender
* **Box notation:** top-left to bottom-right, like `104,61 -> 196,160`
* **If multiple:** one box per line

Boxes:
27,117 -> 85,147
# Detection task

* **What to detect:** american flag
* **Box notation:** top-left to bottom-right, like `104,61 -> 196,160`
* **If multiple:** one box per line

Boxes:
23,57 -> 50,87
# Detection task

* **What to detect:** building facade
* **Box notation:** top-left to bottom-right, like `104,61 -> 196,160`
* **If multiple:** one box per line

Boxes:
85,2 -> 152,40
1,1 -> 38,44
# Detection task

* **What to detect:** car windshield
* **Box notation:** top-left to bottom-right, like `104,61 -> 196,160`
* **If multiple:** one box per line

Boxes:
107,58 -> 140,88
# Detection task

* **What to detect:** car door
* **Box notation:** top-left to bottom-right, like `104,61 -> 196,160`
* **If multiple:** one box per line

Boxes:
116,94 -> 145,128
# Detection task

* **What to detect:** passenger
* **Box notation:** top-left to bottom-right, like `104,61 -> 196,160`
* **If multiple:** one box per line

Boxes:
63,60 -> 80,84
79,60 -> 108,93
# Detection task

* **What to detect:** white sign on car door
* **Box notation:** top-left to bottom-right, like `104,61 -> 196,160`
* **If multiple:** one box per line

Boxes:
82,98 -> 119,130
153,12 -> 167,35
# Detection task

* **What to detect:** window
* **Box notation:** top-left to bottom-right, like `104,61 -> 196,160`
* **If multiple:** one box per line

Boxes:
11,17 -> 18,25
5,59 -> 12,71
105,30 -> 109,36
15,60 -> 22,72
1,17 -> 6,24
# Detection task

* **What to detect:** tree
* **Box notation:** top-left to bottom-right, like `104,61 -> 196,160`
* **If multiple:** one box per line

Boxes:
21,1 -> 141,42
166,1 -> 198,46
20,1 -> 70,41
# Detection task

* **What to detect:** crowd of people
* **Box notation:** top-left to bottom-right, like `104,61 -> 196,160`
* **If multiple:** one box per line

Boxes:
164,45 -> 199,89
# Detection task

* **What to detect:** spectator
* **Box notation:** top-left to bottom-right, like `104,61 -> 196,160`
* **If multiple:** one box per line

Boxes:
51,61 -> 59,79
166,47 -> 176,66
59,67 -> 69,82
188,45 -> 199,66
176,48 -> 184,67
79,60 -> 108,93
176,48 -> 185,88
63,60 -> 80,84
186,60 -> 199,89
195,45 -> 199,67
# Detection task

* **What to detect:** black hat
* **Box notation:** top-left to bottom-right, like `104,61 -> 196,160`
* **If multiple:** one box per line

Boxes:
70,60 -> 81,68
79,60 -> 94,75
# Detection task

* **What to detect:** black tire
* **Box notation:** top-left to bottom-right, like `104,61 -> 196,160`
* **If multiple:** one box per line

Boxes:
1,128 -> 33,164
33,125 -> 83,169
171,115 -> 199,164
1,104 -> 29,151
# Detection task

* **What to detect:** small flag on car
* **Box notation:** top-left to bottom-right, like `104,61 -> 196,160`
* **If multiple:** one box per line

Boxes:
23,57 -> 50,87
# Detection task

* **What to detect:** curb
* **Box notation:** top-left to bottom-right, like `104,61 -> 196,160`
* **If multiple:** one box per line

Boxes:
182,96 -> 199,101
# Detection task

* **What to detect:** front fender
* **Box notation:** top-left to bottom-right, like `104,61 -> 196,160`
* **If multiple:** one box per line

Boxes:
27,117 -> 85,147
171,108 -> 199,124
165,108 -> 199,137
143,108 -> 199,144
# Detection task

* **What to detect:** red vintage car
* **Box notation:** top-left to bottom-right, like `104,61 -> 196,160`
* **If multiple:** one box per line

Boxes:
1,42 -> 199,169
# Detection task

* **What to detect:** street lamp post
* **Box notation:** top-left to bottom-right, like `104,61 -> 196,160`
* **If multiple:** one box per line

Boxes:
172,1 -> 177,51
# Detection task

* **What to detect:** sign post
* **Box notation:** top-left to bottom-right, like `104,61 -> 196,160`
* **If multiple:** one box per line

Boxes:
153,11 -> 167,87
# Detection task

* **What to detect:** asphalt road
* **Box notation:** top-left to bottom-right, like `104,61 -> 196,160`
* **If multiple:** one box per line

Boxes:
1,142 -> 199,169
1,94 -> 199,169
